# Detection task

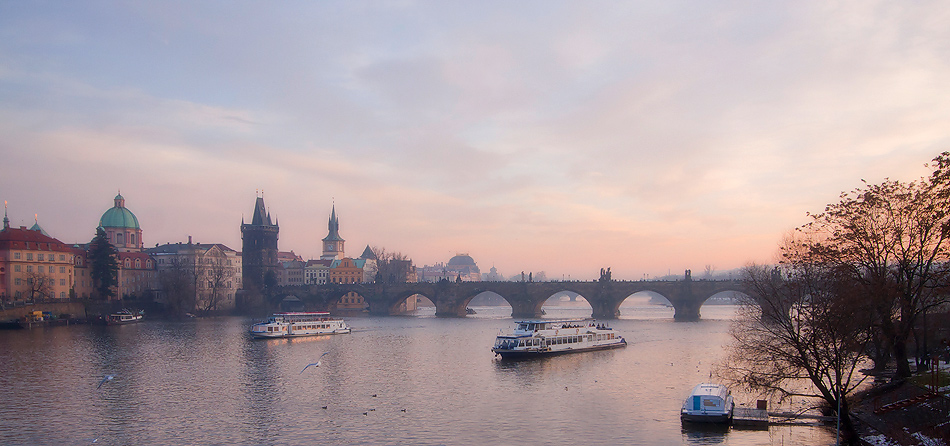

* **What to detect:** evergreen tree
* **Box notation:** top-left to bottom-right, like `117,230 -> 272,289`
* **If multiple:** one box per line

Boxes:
89,227 -> 119,300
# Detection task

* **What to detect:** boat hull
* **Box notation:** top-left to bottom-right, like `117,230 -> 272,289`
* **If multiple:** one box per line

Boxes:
492,339 -> 626,359
680,412 -> 732,424
106,318 -> 142,325
250,327 -> 351,339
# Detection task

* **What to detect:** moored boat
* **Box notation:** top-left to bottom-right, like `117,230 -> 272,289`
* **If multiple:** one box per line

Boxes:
106,309 -> 144,325
680,383 -> 734,423
491,319 -> 626,358
249,312 -> 351,338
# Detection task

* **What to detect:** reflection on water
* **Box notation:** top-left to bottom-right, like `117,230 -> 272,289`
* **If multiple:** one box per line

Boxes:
0,305 -> 833,445
682,422 -> 730,445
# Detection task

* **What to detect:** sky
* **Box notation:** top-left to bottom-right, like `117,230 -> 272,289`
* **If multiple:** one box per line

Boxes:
2,1 -> 949,281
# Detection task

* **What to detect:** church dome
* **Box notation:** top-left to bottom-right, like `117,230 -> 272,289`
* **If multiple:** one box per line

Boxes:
99,194 -> 140,229
448,254 -> 476,266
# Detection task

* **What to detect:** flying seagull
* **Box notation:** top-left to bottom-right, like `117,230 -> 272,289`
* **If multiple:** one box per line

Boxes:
300,351 -> 331,374
96,374 -> 115,389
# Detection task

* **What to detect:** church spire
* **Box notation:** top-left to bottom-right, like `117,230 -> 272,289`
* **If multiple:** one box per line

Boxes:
321,203 -> 345,260
2,201 -> 9,230
324,204 -> 343,241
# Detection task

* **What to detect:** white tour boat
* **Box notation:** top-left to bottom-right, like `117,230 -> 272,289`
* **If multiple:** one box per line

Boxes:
106,309 -> 144,325
680,383 -> 734,423
249,312 -> 351,339
491,319 -> 626,358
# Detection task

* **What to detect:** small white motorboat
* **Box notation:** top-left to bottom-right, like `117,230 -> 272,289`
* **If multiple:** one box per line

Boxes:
680,383 -> 734,423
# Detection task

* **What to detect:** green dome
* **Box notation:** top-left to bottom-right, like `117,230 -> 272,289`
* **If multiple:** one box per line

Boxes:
99,194 -> 140,229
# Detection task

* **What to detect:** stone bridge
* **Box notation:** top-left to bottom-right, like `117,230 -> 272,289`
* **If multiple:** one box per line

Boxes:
275,273 -> 744,321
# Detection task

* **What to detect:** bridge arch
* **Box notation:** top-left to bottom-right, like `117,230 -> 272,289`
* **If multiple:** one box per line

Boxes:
383,291 -> 433,316
540,291 -> 592,317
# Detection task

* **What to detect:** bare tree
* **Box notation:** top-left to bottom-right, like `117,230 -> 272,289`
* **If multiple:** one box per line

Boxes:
372,246 -> 413,283
159,256 -> 195,317
801,157 -> 950,378
720,248 -> 871,444
198,258 -> 230,314
25,270 -> 53,301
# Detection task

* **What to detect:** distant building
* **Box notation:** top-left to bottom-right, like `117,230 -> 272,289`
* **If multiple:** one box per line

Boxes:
71,245 -> 93,299
99,193 -> 144,252
0,210 -> 75,301
148,240 -> 241,312
115,251 -> 155,299
278,251 -> 302,262
484,265 -> 503,281
329,257 -> 366,284
241,196 -> 279,294
69,193 -> 158,300
419,253 -> 481,282
277,259 -> 306,286
304,259 -> 332,284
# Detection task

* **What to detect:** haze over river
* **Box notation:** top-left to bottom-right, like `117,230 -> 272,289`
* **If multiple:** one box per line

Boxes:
0,302 -> 835,445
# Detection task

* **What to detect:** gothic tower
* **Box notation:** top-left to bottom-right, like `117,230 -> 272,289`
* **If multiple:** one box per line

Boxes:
321,204 -> 345,260
241,195 -> 279,293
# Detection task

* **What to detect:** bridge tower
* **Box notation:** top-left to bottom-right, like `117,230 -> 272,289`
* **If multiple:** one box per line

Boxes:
241,195 -> 279,296
321,204 -> 345,260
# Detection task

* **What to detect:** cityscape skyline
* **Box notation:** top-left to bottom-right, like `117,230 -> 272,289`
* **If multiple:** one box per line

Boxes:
2,2 -> 949,281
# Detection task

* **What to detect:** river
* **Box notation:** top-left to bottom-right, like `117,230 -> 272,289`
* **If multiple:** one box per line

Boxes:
0,302 -> 835,445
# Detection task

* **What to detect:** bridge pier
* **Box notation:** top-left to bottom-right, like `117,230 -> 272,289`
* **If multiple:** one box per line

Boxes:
668,276 -> 703,322
672,303 -> 701,322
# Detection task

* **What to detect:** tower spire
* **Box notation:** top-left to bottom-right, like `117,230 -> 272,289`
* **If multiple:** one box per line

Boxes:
321,202 -> 345,260
2,201 -> 9,230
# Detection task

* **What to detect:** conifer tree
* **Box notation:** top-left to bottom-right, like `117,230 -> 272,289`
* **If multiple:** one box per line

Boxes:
89,227 -> 118,300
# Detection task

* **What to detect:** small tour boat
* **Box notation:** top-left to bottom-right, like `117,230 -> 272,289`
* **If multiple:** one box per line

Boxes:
249,312 -> 351,339
680,383 -> 734,423
491,319 -> 626,358
106,309 -> 144,325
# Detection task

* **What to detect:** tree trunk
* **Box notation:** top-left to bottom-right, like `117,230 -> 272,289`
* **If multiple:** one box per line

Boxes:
838,398 -> 861,445
893,334 -> 912,378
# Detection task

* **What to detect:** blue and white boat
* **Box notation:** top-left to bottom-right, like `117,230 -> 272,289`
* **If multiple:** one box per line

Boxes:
491,319 -> 626,358
680,383 -> 734,423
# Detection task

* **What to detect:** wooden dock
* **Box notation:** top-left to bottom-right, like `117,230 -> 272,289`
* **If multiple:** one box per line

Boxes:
732,408 -> 769,428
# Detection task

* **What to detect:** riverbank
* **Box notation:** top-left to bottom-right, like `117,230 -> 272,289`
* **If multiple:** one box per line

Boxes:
851,363 -> 950,445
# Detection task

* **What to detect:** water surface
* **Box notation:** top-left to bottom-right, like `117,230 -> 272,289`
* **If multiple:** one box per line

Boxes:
0,304 -> 834,445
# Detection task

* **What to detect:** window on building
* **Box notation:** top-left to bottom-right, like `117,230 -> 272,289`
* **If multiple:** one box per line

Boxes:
124,258 -> 130,268
59,266 -> 65,273
60,292 -> 66,299
38,254 -> 44,261
14,265 -> 20,272
26,265 -> 32,273
135,259 -> 141,268
116,233 -> 125,246
130,233 -> 136,246
60,279 -> 66,286
26,253 -> 32,261
15,278 -> 21,286
14,252 -> 20,259
59,255 -> 65,261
